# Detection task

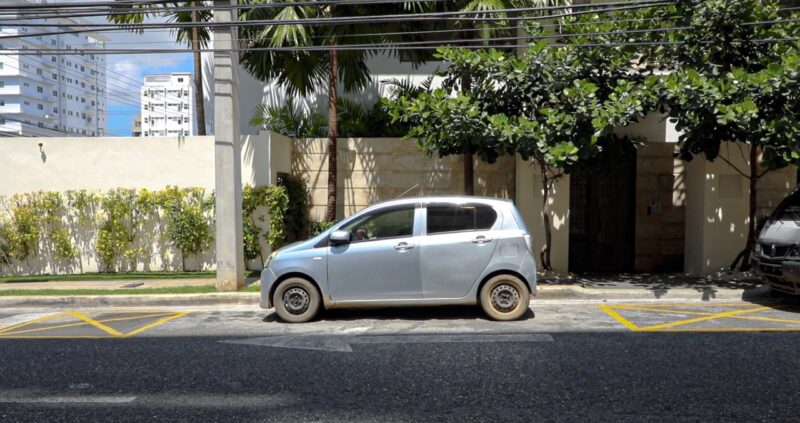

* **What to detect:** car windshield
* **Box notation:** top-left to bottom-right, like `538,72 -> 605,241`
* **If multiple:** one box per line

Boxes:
770,189 -> 800,223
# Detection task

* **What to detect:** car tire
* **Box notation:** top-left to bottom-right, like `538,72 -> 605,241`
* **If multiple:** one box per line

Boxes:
479,274 -> 530,321
272,277 -> 322,323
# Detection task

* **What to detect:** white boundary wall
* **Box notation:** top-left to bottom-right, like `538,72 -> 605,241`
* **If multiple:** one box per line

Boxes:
0,133 -> 291,195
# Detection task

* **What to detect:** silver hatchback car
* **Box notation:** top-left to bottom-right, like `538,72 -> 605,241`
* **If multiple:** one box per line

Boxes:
260,196 -> 537,322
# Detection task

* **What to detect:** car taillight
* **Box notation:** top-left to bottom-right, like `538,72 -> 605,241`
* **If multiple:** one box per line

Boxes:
523,234 -> 532,253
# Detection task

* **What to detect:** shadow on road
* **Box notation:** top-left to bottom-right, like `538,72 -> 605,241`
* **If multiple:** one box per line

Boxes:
262,306 -> 536,323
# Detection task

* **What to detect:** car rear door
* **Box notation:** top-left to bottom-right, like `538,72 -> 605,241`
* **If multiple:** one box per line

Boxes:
327,204 -> 423,301
420,202 -> 501,298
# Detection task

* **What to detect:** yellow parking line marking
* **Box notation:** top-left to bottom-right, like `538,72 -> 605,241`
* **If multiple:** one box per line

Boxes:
123,312 -> 190,337
598,305 -> 641,331
648,327 -> 800,332
0,313 -> 177,337
614,305 -> 800,325
0,312 -> 66,335
637,306 -> 774,331
65,312 -> 125,337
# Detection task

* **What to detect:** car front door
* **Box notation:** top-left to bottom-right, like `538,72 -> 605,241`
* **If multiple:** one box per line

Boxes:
327,205 -> 423,301
420,203 -> 501,298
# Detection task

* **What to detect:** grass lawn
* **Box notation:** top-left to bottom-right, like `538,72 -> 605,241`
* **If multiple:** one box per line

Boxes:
0,270 -> 261,284
0,285 -> 219,296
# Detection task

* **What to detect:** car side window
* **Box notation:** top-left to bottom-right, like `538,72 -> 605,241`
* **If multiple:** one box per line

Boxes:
427,204 -> 497,234
340,206 -> 415,243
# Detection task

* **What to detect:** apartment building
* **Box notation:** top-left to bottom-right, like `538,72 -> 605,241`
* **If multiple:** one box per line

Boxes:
0,0 -> 108,137
140,73 -> 195,137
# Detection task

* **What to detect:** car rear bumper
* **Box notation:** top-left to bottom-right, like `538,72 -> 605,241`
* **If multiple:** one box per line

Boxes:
753,257 -> 800,295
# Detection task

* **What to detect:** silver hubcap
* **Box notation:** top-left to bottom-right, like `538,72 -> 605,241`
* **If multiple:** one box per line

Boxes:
283,287 -> 310,315
491,283 -> 520,312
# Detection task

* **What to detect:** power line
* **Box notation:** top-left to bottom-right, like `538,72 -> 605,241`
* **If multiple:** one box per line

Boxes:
0,0 -> 675,29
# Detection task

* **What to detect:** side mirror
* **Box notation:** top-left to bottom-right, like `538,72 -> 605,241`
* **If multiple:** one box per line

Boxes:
329,230 -> 351,245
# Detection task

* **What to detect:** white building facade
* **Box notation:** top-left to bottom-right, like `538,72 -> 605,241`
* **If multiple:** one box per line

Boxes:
0,0 -> 107,137
140,72 -> 195,137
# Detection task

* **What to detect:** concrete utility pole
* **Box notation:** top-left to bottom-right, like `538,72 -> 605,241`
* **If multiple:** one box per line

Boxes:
213,0 -> 244,291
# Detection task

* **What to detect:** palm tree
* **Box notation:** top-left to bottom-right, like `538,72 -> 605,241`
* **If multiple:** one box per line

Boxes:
239,1 -> 432,222
108,1 -> 210,135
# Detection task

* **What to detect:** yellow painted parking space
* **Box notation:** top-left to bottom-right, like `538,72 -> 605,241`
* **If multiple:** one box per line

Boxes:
0,311 -> 190,339
599,303 -> 800,332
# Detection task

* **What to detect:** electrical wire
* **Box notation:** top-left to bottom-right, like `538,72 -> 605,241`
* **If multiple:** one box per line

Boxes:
0,0 -> 675,29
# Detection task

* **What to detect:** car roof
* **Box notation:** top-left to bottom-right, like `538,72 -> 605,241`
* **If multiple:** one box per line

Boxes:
365,196 -> 513,209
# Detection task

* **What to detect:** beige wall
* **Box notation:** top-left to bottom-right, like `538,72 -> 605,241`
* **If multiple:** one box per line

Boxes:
292,137 -> 516,220
515,158 -> 570,272
0,134 -> 283,196
684,143 -> 797,274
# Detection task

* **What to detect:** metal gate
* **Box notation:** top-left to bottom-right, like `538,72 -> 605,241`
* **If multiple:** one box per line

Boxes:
568,154 -> 637,273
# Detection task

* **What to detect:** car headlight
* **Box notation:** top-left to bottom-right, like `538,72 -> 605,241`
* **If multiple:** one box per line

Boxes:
265,250 -> 279,267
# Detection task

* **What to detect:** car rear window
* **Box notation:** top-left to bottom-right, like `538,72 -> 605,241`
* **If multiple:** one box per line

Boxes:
427,204 -> 497,234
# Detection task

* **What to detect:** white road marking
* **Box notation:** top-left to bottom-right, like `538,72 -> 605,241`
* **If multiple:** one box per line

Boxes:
0,396 -> 137,404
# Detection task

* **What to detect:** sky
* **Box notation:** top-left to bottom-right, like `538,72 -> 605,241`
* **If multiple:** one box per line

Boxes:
78,6 -> 193,135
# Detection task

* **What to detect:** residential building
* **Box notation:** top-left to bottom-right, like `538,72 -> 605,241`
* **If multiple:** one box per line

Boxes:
0,0 -> 108,137
140,72 -> 195,137
131,114 -> 141,136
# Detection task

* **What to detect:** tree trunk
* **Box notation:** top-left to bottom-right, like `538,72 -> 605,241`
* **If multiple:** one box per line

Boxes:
460,69 -> 474,195
537,158 -> 553,271
731,145 -> 759,271
325,49 -> 338,222
191,4 -> 206,136
464,152 -> 474,195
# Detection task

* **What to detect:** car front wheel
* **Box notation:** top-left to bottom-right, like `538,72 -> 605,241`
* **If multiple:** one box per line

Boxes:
479,274 -> 530,321
272,277 -> 322,323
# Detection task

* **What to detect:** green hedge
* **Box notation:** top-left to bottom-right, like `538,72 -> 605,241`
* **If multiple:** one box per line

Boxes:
0,178 -> 310,276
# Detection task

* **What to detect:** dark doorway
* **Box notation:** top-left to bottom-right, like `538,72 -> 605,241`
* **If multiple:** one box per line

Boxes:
568,153 -> 637,273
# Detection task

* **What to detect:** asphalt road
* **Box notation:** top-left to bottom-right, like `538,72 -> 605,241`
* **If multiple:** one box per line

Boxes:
1,301 -> 800,422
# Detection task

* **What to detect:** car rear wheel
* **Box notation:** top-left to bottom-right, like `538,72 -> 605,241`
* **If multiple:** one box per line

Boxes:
273,277 -> 321,323
479,274 -> 530,321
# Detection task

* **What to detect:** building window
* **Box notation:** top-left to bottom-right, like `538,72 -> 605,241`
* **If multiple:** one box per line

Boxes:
53,107 -> 58,113
177,78 -> 184,82
0,62 -> 3,69
37,104 -> 44,110
0,81 -> 4,88
52,73 -> 57,80
0,118 -> 5,125
37,86 -> 43,93
52,90 -> 57,96
38,122 -> 44,128
0,100 -> 4,106
36,68 -> 42,76
50,40 -> 56,46
51,56 -> 56,62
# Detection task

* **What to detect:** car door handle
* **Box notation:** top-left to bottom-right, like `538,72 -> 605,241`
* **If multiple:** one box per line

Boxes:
394,242 -> 415,251
472,236 -> 493,245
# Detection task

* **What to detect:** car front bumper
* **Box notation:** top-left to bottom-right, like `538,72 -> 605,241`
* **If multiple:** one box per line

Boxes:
260,267 -> 279,309
753,256 -> 800,295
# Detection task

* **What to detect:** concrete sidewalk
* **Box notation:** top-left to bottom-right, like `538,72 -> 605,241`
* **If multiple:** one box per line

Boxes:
0,282 -> 777,309
0,278 -> 217,291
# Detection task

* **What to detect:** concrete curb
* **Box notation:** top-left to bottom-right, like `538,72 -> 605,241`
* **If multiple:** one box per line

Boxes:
0,285 -> 767,308
536,285 -> 755,302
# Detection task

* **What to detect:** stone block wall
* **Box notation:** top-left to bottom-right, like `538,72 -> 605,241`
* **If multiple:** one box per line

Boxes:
634,143 -> 686,272
292,138 -> 516,220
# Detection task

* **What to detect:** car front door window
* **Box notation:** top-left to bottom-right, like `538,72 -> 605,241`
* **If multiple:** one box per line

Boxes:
341,208 -> 415,243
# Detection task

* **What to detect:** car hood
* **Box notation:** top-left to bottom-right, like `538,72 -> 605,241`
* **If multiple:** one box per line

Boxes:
275,234 -> 327,255
759,220 -> 800,244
